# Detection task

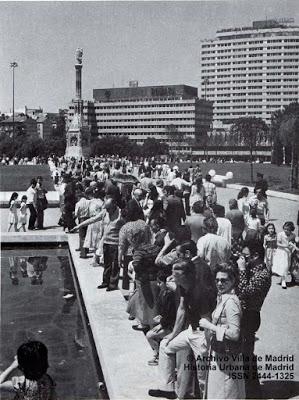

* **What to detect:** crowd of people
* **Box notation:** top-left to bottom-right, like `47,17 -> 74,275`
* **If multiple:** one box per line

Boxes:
7,176 -> 48,232
4,156 -> 299,399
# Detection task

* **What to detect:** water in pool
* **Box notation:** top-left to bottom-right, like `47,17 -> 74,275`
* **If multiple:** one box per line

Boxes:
1,246 -> 106,400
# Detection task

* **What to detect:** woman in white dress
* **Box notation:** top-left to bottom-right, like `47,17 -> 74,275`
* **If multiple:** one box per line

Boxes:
272,221 -> 296,289
18,195 -> 28,232
8,192 -> 19,232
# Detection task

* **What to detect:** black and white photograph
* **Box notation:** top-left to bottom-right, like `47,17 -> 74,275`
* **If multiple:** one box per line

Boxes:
0,1 -> 299,399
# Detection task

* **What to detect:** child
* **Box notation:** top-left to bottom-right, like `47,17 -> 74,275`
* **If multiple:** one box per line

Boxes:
263,223 -> 277,272
8,192 -> 19,232
272,221 -> 296,289
245,207 -> 261,242
0,340 -> 56,399
19,195 -> 28,232
146,270 -> 176,366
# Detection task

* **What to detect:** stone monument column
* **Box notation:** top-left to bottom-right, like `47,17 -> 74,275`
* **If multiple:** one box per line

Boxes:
75,48 -> 83,114
65,48 -> 90,160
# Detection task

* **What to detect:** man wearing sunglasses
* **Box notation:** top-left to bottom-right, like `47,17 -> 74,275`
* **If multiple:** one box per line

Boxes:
237,241 -> 271,399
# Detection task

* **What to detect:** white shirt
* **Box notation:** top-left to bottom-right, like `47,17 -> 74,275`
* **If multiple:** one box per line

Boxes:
26,186 -> 36,205
197,233 -> 231,270
216,217 -> 232,245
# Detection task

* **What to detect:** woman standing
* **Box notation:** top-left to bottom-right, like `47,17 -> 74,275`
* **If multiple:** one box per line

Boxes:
127,231 -> 161,331
263,223 -> 277,272
8,192 -> 19,232
237,187 -> 250,218
190,177 -> 206,208
272,221 -> 296,289
84,186 -> 104,252
199,263 -> 245,399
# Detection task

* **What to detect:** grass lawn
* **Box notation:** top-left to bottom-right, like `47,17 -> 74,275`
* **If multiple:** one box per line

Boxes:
0,165 -> 55,191
170,162 -> 298,194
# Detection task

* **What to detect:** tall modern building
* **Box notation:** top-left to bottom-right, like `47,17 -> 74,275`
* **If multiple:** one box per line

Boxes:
68,84 -> 213,152
200,19 -> 299,128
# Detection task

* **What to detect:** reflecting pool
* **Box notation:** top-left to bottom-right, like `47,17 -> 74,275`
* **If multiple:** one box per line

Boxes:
1,246 -> 106,400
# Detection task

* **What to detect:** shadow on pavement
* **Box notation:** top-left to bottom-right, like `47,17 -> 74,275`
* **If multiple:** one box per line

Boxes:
262,380 -> 299,399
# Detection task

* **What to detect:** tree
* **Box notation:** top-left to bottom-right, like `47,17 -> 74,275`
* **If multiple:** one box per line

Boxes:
276,103 -> 299,189
230,117 -> 269,182
208,131 -> 225,158
44,137 -> 66,157
15,137 -> 46,159
141,137 -> 169,157
91,136 -> 140,158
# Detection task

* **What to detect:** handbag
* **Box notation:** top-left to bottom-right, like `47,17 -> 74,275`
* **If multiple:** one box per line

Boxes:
210,298 -> 242,356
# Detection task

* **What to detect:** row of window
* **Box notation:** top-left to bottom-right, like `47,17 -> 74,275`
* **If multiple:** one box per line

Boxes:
213,98 -> 298,107
202,51 -> 299,60
97,118 -> 195,123
92,103 -> 196,110
202,38 -> 299,48
95,110 -> 196,116
98,125 -> 195,130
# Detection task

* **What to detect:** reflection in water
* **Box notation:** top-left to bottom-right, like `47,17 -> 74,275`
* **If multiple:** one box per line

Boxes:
8,256 -> 48,285
2,251 -> 102,399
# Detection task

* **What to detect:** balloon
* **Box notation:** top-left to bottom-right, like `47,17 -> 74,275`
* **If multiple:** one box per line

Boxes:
209,169 -> 216,177
226,171 -> 233,179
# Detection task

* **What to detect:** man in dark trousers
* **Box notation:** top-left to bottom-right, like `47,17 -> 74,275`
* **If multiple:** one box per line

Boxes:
26,178 -> 37,230
163,185 -> 186,233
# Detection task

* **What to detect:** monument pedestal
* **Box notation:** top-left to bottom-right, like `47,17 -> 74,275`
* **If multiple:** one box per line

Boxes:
65,113 -> 90,160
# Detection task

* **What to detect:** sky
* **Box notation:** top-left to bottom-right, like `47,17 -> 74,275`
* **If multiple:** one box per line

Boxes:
1,0 -> 299,113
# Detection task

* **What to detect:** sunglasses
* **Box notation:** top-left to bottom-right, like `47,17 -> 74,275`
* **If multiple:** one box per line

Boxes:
215,278 -> 230,284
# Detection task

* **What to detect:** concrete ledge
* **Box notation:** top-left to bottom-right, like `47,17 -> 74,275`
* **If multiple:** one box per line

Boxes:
0,191 -> 60,208
1,232 -> 68,243
68,234 -> 159,400
226,184 -> 299,202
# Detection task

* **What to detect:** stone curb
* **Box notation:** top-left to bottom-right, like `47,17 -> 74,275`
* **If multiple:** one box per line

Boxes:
226,184 -> 299,202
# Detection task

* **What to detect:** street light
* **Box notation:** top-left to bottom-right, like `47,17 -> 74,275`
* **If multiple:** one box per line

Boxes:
10,61 -> 18,140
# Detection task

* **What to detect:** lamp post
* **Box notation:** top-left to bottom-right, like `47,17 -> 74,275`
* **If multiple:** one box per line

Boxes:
10,62 -> 18,140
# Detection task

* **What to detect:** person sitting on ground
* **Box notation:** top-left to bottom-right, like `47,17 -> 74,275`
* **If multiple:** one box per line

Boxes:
0,341 -> 56,400
146,269 -> 177,366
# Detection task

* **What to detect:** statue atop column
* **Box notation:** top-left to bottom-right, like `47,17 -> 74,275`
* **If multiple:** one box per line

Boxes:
75,48 -> 83,64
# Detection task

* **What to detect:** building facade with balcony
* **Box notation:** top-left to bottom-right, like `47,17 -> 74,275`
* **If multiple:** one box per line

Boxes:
200,19 -> 299,128
67,84 -> 213,152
